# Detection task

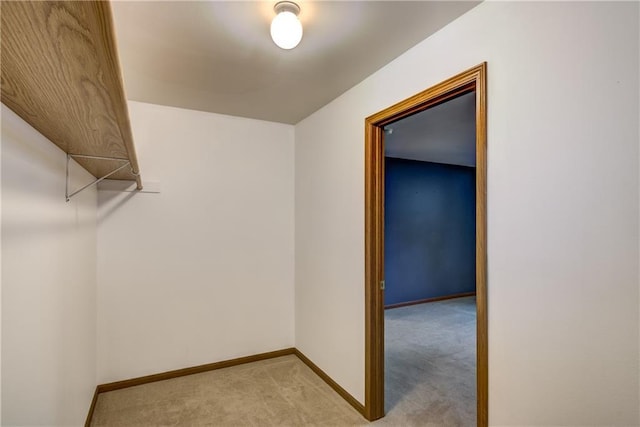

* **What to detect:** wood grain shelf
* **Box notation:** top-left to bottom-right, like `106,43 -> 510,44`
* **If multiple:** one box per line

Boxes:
1,0 -> 142,188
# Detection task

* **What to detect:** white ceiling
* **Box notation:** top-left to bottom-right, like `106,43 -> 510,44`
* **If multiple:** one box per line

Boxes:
111,1 -> 480,124
384,91 -> 476,167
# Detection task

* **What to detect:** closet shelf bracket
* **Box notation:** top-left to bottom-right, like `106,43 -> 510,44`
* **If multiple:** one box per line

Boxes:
65,154 -> 138,202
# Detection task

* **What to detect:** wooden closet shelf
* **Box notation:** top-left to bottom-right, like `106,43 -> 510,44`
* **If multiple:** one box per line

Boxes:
1,0 -> 142,187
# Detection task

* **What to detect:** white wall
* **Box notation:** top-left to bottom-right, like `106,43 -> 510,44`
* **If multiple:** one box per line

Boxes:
97,101 -> 295,383
1,102 -> 4,424
295,2 -> 639,425
1,105 -> 4,424
1,105 -> 97,425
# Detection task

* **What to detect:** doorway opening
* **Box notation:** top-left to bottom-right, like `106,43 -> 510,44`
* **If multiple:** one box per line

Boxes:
384,90 -> 477,423
364,63 -> 487,426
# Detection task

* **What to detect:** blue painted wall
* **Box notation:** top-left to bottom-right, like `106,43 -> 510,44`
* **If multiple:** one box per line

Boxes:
384,158 -> 475,306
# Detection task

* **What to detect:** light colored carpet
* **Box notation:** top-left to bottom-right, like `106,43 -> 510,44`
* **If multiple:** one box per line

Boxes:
90,355 -> 365,426
380,296 -> 476,426
91,297 -> 476,426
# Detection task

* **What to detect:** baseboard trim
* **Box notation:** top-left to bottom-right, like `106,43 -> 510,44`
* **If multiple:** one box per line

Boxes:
84,387 -> 100,427
96,347 -> 295,394
86,347 -> 366,424
294,348 -> 366,417
384,291 -> 476,310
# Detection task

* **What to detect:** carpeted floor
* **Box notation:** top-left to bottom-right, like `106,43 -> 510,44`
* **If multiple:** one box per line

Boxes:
90,297 -> 476,426
380,296 -> 476,426
90,355 -> 365,426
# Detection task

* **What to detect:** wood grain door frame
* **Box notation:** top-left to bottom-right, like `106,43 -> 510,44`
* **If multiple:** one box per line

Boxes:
364,62 -> 487,425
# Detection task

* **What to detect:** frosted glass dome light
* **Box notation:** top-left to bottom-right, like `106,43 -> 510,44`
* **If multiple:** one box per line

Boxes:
270,1 -> 303,50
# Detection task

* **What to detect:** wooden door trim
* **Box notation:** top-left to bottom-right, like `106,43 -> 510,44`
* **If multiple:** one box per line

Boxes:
364,62 -> 487,425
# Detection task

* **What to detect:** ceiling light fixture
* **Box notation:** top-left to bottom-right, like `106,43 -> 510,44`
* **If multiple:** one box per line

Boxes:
270,1 -> 303,50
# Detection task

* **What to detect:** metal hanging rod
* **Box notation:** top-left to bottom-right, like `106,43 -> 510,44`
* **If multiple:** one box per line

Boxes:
65,153 -> 136,202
